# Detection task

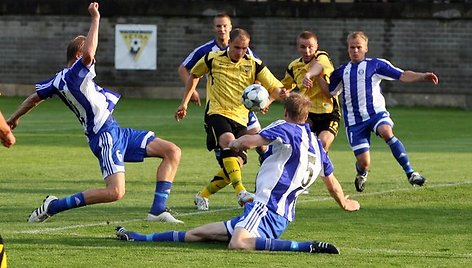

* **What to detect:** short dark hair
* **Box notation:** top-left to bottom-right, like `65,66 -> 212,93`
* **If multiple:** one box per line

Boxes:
298,31 -> 318,41
215,12 -> 231,20
230,28 -> 250,42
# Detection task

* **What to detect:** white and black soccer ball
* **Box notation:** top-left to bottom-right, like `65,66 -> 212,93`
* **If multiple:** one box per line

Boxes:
242,84 -> 270,112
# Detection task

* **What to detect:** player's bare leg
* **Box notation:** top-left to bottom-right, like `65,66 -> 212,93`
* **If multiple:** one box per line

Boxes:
145,137 -> 183,223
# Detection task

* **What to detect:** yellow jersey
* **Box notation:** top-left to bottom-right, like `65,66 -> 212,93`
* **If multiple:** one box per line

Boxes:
191,50 -> 283,126
281,50 -> 339,115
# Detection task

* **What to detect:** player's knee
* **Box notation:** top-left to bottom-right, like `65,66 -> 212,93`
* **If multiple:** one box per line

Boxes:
107,187 -> 125,202
166,143 -> 181,161
358,160 -> 370,170
228,239 -> 249,250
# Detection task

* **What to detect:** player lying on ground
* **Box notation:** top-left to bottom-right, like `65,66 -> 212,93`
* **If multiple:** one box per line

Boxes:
117,93 -> 360,254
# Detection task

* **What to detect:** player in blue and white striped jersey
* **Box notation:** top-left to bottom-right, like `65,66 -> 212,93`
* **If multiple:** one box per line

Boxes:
7,3 -> 183,224
328,31 -> 439,192
116,93 -> 359,254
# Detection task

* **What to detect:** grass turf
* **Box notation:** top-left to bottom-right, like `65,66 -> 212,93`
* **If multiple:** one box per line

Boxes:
0,96 -> 471,267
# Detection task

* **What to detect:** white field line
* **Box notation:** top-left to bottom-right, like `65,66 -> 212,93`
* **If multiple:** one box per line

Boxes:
14,181 -> 472,235
349,247 -> 472,258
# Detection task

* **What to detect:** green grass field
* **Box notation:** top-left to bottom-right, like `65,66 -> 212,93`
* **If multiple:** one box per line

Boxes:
0,96 -> 471,267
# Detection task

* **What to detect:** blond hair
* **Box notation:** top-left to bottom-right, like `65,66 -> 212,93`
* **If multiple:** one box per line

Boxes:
284,93 -> 311,123
347,31 -> 368,45
66,35 -> 86,64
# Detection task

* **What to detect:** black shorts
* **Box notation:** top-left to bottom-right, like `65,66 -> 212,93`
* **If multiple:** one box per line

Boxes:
307,112 -> 341,136
204,114 -> 247,151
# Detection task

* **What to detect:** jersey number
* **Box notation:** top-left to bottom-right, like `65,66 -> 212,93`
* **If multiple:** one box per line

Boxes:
301,152 -> 317,188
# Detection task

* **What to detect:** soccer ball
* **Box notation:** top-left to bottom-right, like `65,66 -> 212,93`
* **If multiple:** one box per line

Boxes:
241,84 -> 270,112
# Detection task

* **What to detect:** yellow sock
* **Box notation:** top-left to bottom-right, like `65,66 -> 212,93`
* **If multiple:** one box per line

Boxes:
222,156 -> 245,194
199,169 -> 230,198
0,236 -> 6,268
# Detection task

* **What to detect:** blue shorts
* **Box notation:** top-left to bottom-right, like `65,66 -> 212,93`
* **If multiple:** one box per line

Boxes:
224,202 -> 289,239
346,111 -> 394,156
88,121 -> 155,179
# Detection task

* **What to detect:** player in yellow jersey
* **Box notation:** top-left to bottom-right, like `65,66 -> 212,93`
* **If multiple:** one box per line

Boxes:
281,31 -> 340,194
282,31 -> 340,153
175,28 -> 285,209
176,14 -> 266,211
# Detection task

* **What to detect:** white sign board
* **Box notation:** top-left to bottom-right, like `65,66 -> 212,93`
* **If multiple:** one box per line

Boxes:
115,24 -> 157,70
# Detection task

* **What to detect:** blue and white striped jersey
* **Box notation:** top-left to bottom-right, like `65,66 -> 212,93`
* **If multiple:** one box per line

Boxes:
254,120 -> 334,222
35,59 -> 120,136
329,58 -> 403,127
181,39 -> 257,70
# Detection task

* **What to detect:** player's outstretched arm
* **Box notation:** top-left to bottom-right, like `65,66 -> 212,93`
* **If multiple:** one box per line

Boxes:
322,173 -> 360,212
229,134 -> 269,151
400,71 -> 439,85
175,74 -> 200,121
270,87 -> 289,101
82,2 -> 100,67
7,93 -> 43,130
178,64 -> 201,106
303,61 -> 324,89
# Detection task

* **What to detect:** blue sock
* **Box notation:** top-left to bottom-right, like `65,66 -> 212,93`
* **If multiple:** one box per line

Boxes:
48,192 -> 86,215
255,238 -> 313,252
130,231 -> 186,242
149,181 -> 172,215
386,136 -> 413,174
355,162 -> 367,176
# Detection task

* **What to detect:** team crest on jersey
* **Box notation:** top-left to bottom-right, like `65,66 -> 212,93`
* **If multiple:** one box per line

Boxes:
242,65 -> 251,72
358,69 -> 365,75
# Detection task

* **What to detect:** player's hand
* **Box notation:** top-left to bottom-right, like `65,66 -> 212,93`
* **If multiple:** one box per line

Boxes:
88,2 -> 100,18
278,88 -> 290,100
260,106 -> 269,114
302,75 -> 313,89
425,72 -> 439,85
260,97 -> 276,114
174,105 -> 187,122
1,132 -> 15,148
342,195 -> 360,212
190,91 -> 201,106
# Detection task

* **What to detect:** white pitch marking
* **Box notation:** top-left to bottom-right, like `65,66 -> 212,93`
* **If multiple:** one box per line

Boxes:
14,181 -> 472,235
349,247 -> 472,258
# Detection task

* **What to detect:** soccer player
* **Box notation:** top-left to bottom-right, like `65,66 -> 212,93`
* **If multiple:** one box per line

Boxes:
176,13 -> 262,211
7,2 -> 183,223
326,31 -> 439,192
178,12 -> 256,106
175,28 -> 285,210
281,31 -> 340,153
0,111 -> 15,148
117,93 -> 360,254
